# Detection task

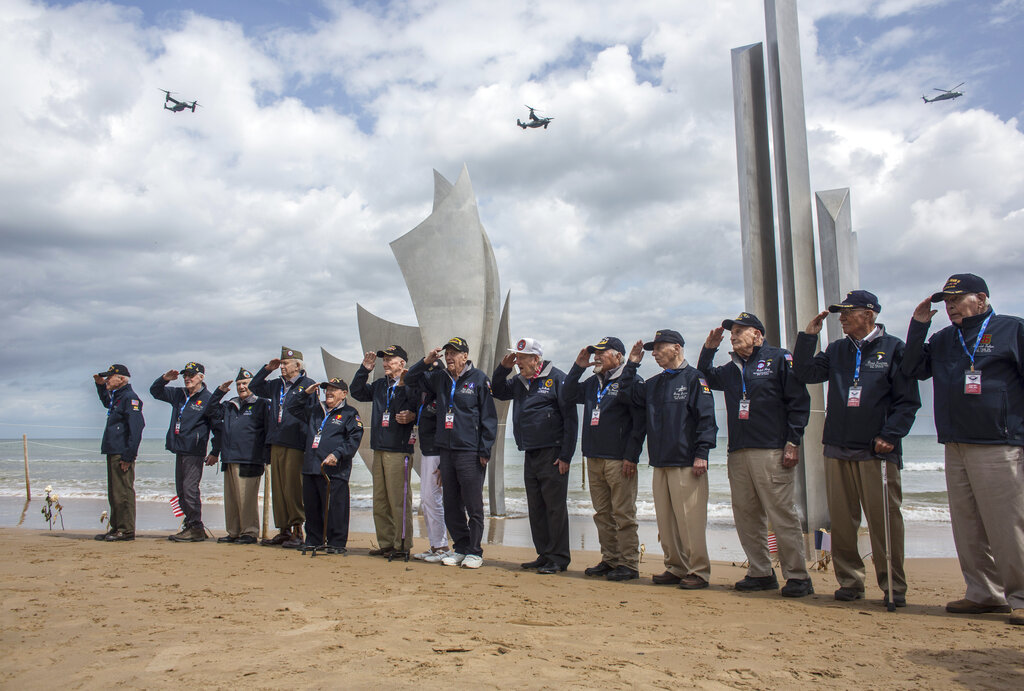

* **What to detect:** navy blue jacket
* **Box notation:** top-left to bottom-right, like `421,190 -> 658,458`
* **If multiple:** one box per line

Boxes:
492,362 -> 578,461
623,361 -> 717,467
561,362 -> 645,463
793,327 -> 921,458
406,359 -> 498,458
150,377 -> 213,456
903,308 -> 1024,446
697,343 -> 810,452
410,382 -> 440,456
248,366 -> 316,451
207,389 -> 271,464
96,382 -> 145,462
286,392 -> 364,480
350,366 -> 415,454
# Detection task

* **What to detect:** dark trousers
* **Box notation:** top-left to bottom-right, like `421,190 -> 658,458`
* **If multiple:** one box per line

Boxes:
525,447 -> 571,568
302,474 -> 350,548
106,454 -> 136,534
439,449 -> 486,557
175,454 -> 205,528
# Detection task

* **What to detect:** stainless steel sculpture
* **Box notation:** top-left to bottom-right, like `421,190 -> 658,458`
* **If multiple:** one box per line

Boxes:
731,42 -> 782,347
815,188 -> 860,343
322,165 -> 512,515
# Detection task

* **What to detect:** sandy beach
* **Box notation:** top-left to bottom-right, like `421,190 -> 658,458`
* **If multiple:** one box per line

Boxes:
1,528 -> 1020,689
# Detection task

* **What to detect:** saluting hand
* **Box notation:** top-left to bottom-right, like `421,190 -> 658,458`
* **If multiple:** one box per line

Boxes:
93,374 -> 106,385
163,369 -> 180,381
913,297 -> 938,324
362,351 -> 377,370
424,346 -> 444,365
704,326 -> 725,350
322,454 -> 338,467
218,380 -> 232,393
267,358 -> 282,371
804,310 -> 829,335
628,340 -> 645,364
305,383 -> 320,397
574,348 -> 595,368
500,352 -> 516,368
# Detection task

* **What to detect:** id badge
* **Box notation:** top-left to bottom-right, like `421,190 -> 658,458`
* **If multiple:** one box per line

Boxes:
277,408 -> 283,423
964,370 -> 982,395
174,420 -> 181,434
409,426 -> 418,444
444,411 -> 455,429
590,408 -> 601,426
382,411 -> 390,428
847,386 -> 863,407
738,399 -> 751,420
311,433 -> 321,449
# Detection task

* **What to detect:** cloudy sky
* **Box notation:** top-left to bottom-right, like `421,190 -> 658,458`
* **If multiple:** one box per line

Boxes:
1,0 -> 1022,439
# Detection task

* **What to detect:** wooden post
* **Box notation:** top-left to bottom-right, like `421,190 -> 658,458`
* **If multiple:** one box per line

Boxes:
581,459 -> 586,490
23,434 -> 30,500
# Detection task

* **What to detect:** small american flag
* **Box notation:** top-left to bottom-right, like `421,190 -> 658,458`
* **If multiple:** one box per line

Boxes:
767,532 -> 778,554
169,496 -> 185,518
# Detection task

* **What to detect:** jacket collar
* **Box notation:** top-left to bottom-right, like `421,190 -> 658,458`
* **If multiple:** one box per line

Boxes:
848,324 -> 885,349
598,361 -> 626,383
517,360 -> 552,387
959,307 -> 994,332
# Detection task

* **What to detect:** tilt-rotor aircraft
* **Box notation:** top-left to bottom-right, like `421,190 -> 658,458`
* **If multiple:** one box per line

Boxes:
517,105 -> 554,129
160,89 -> 201,112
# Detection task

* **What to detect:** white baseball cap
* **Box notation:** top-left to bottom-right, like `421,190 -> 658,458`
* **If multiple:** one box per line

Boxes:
509,337 -> 543,357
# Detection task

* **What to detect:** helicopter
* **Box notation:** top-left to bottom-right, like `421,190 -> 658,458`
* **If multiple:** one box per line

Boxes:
922,83 -> 964,103
160,89 -> 201,112
517,105 -> 553,129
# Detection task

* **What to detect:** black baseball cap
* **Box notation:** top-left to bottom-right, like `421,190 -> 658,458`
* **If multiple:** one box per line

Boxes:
722,312 -> 766,335
828,290 -> 881,313
97,364 -> 130,377
321,377 -> 348,391
930,273 -> 990,303
643,329 -> 685,351
181,361 -> 205,375
377,344 -> 409,360
587,336 -> 625,355
443,337 -> 469,353
236,368 -> 253,381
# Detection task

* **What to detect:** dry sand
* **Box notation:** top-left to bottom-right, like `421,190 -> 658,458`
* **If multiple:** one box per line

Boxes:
1,528 -> 1021,689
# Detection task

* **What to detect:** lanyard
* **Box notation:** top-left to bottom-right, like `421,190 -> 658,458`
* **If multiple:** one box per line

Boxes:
385,381 -> 397,409
448,375 -> 457,410
595,376 -> 613,407
852,346 -> 862,385
179,391 -> 195,420
278,383 -> 288,411
317,406 -> 341,435
107,390 -> 118,416
740,361 -> 748,399
958,312 -> 993,371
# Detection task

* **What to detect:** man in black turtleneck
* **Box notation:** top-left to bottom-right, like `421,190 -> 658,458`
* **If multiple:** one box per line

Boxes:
903,273 -> 1024,626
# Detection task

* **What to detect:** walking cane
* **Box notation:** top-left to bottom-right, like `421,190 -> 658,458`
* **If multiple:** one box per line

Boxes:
390,455 -> 411,562
880,457 -> 896,613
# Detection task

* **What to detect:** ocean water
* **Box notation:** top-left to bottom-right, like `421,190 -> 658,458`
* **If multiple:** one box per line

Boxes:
0,435 -> 951,525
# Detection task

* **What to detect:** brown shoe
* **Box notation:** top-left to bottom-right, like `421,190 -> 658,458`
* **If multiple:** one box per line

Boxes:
368,547 -> 395,557
104,530 -> 135,542
168,527 -> 190,542
678,574 -> 709,590
652,571 -> 682,585
1010,609 -> 1024,626
261,531 -> 290,546
945,598 -> 1012,614
169,526 -> 206,543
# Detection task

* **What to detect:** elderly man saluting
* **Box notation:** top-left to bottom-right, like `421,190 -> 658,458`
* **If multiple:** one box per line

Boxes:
493,338 -> 578,575
622,330 -> 717,590
792,290 -> 921,607
151,361 -> 214,543
698,312 -> 813,597
902,273 -> 1024,626
93,364 -> 145,542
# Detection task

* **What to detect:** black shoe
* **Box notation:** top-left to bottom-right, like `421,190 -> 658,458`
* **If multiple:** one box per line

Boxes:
883,593 -> 907,608
389,551 -> 410,561
584,561 -> 615,577
781,578 -> 814,598
834,587 -> 865,601
94,531 -> 114,541
217,535 -> 238,544
369,547 -> 394,557
537,562 -> 566,575
734,570 -> 779,592
235,535 -> 258,545
105,530 -> 134,542
325,546 -> 348,555
652,571 -> 682,585
606,566 -> 639,582
520,558 -> 546,569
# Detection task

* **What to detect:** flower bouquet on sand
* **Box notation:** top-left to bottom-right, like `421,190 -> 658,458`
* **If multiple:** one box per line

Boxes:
41,485 -> 65,530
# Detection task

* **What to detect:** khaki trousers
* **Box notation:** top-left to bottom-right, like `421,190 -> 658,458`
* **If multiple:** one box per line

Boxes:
372,450 -> 413,551
652,466 -> 710,581
106,454 -> 136,534
945,443 -> 1024,609
825,456 -> 906,595
728,448 -> 808,580
587,457 -> 640,570
223,464 -> 261,538
270,445 -> 305,530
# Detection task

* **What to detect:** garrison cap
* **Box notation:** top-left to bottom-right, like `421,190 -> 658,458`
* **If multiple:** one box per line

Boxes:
281,346 -> 303,361
236,368 -> 254,381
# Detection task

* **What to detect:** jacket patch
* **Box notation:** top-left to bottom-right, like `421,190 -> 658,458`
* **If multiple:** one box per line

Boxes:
458,382 -> 476,395
673,385 -> 689,401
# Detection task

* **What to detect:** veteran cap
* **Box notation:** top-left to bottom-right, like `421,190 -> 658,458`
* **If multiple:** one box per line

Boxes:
281,346 -> 303,361
321,377 -> 348,391
586,336 -> 626,355
443,337 -> 469,353
930,273 -> 990,303
97,364 -> 130,377
828,290 -> 881,313
509,338 -> 543,357
722,312 -> 766,335
181,361 -> 205,375
236,367 -> 254,381
376,344 -> 409,361
643,329 -> 685,351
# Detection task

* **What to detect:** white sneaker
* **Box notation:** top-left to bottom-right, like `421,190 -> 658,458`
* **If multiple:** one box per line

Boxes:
412,550 -> 434,561
422,548 -> 452,563
461,554 -> 483,569
441,552 -> 465,566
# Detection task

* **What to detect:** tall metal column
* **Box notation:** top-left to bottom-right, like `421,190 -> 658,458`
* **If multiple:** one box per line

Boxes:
815,188 -> 860,342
